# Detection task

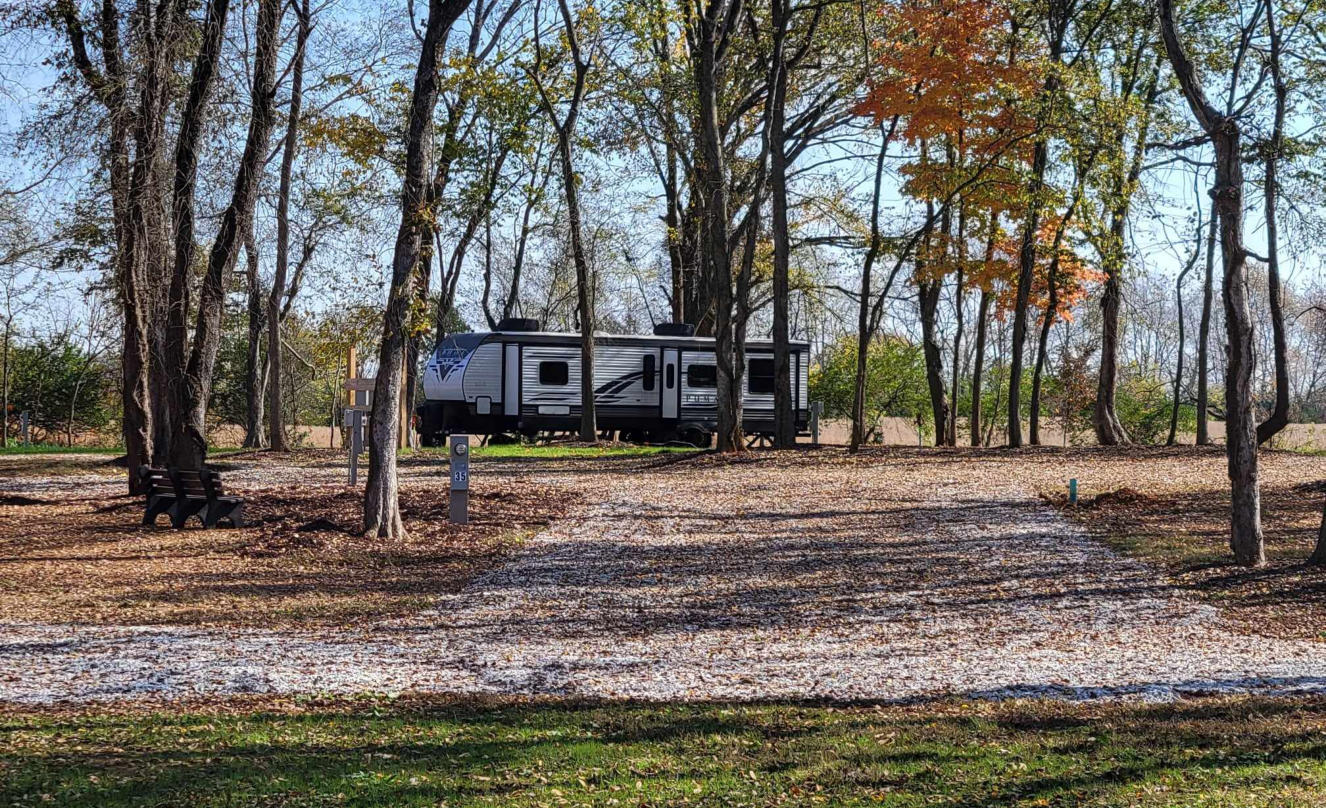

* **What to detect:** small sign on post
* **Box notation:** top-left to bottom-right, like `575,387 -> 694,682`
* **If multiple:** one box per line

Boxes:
347,409 -> 363,485
449,434 -> 470,524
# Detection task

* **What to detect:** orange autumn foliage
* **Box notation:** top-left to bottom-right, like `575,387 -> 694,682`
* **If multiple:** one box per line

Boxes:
855,0 -> 1043,293
994,216 -> 1102,322
854,0 -> 1040,160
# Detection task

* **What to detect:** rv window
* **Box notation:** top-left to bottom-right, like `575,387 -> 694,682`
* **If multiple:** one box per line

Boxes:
666,363 -> 675,389
687,363 -> 717,388
539,361 -> 569,386
748,358 -> 775,394
643,355 -> 656,391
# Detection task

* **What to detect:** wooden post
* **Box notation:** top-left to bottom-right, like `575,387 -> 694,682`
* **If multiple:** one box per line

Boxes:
810,400 -> 823,445
345,346 -> 357,409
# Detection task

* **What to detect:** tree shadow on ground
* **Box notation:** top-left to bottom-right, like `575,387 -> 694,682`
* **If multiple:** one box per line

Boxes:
1054,476 -> 1326,641
5,695 -> 1326,807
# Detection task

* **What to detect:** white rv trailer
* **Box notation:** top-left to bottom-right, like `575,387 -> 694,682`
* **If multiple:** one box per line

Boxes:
417,320 -> 811,447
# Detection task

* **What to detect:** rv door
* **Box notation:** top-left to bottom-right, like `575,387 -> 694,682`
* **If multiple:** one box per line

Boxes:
662,348 -> 679,419
503,343 -> 519,416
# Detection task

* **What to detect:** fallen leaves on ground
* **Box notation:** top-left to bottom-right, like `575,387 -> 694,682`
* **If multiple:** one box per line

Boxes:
0,475 -> 572,628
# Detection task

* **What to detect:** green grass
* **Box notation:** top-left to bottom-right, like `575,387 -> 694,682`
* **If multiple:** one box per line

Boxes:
412,443 -> 699,460
4,697 -> 1325,807
0,444 -> 256,457
0,443 -> 123,455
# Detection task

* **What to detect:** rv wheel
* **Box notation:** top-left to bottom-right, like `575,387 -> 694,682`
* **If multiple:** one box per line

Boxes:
676,425 -> 712,448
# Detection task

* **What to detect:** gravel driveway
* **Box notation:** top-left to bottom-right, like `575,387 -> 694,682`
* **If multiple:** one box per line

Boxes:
2,453 -> 1324,704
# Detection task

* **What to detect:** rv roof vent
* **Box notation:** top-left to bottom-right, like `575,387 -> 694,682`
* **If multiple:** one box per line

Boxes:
497,317 -> 541,332
653,322 -> 696,337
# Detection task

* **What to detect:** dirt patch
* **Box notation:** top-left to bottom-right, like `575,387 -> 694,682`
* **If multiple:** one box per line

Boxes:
0,479 -> 572,628
1081,487 -> 1159,508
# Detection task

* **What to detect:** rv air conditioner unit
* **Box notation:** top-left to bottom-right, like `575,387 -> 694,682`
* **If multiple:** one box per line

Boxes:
653,322 -> 696,337
497,317 -> 541,332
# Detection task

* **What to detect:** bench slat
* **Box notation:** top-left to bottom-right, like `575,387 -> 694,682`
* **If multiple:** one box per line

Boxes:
140,465 -> 244,530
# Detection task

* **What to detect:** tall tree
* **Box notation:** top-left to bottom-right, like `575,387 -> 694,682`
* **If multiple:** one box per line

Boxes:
363,0 -> 474,540
165,0 -> 283,468
768,0 -> 795,448
531,0 -> 597,443
688,0 -> 746,451
1195,203 -> 1215,444
268,0 -> 313,452
1167,188 -> 1204,446
56,0 -> 183,489
1256,1 -> 1289,445
241,233 -> 266,448
1007,0 -> 1071,448
1093,47 -> 1159,447
1158,0 -> 1264,566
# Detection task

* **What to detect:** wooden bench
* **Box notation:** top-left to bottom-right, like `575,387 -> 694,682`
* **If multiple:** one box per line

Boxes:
139,466 -> 245,529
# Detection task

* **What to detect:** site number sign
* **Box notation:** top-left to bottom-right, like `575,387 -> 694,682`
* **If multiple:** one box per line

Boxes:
450,436 -> 470,491
449,435 -> 471,525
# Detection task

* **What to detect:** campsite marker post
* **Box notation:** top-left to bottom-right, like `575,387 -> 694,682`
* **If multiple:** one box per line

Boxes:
347,409 -> 363,485
1069,478 -> 1078,506
810,401 -> 823,445
449,434 -> 470,524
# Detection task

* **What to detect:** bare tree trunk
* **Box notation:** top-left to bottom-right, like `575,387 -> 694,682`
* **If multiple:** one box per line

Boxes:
1008,131 -> 1048,448
1029,287 -> 1057,446
948,266 -> 963,447
848,129 -> 891,451
267,0 -> 311,453
363,0 -> 472,539
971,287 -> 990,447
1008,19 -> 1067,449
968,230 -> 995,447
480,209 -> 497,329
1031,208 -> 1085,445
1,319 -> 8,448
534,0 -> 596,443
691,0 -> 743,451
916,187 -> 947,447
850,116 -> 897,452
242,234 -> 266,448
167,0 -> 281,469
918,278 -> 947,446
162,0 -> 232,465
59,0 -> 171,488
1167,206 -> 1203,446
1310,499 -> 1326,566
1094,62 -> 1158,446
665,146 -> 684,323
1257,5 -> 1288,446
768,0 -> 795,448
1196,205 -> 1216,445
1166,280 -> 1187,447
1159,0 -> 1263,566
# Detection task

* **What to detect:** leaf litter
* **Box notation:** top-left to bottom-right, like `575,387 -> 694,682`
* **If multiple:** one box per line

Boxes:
0,446 -> 1324,704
